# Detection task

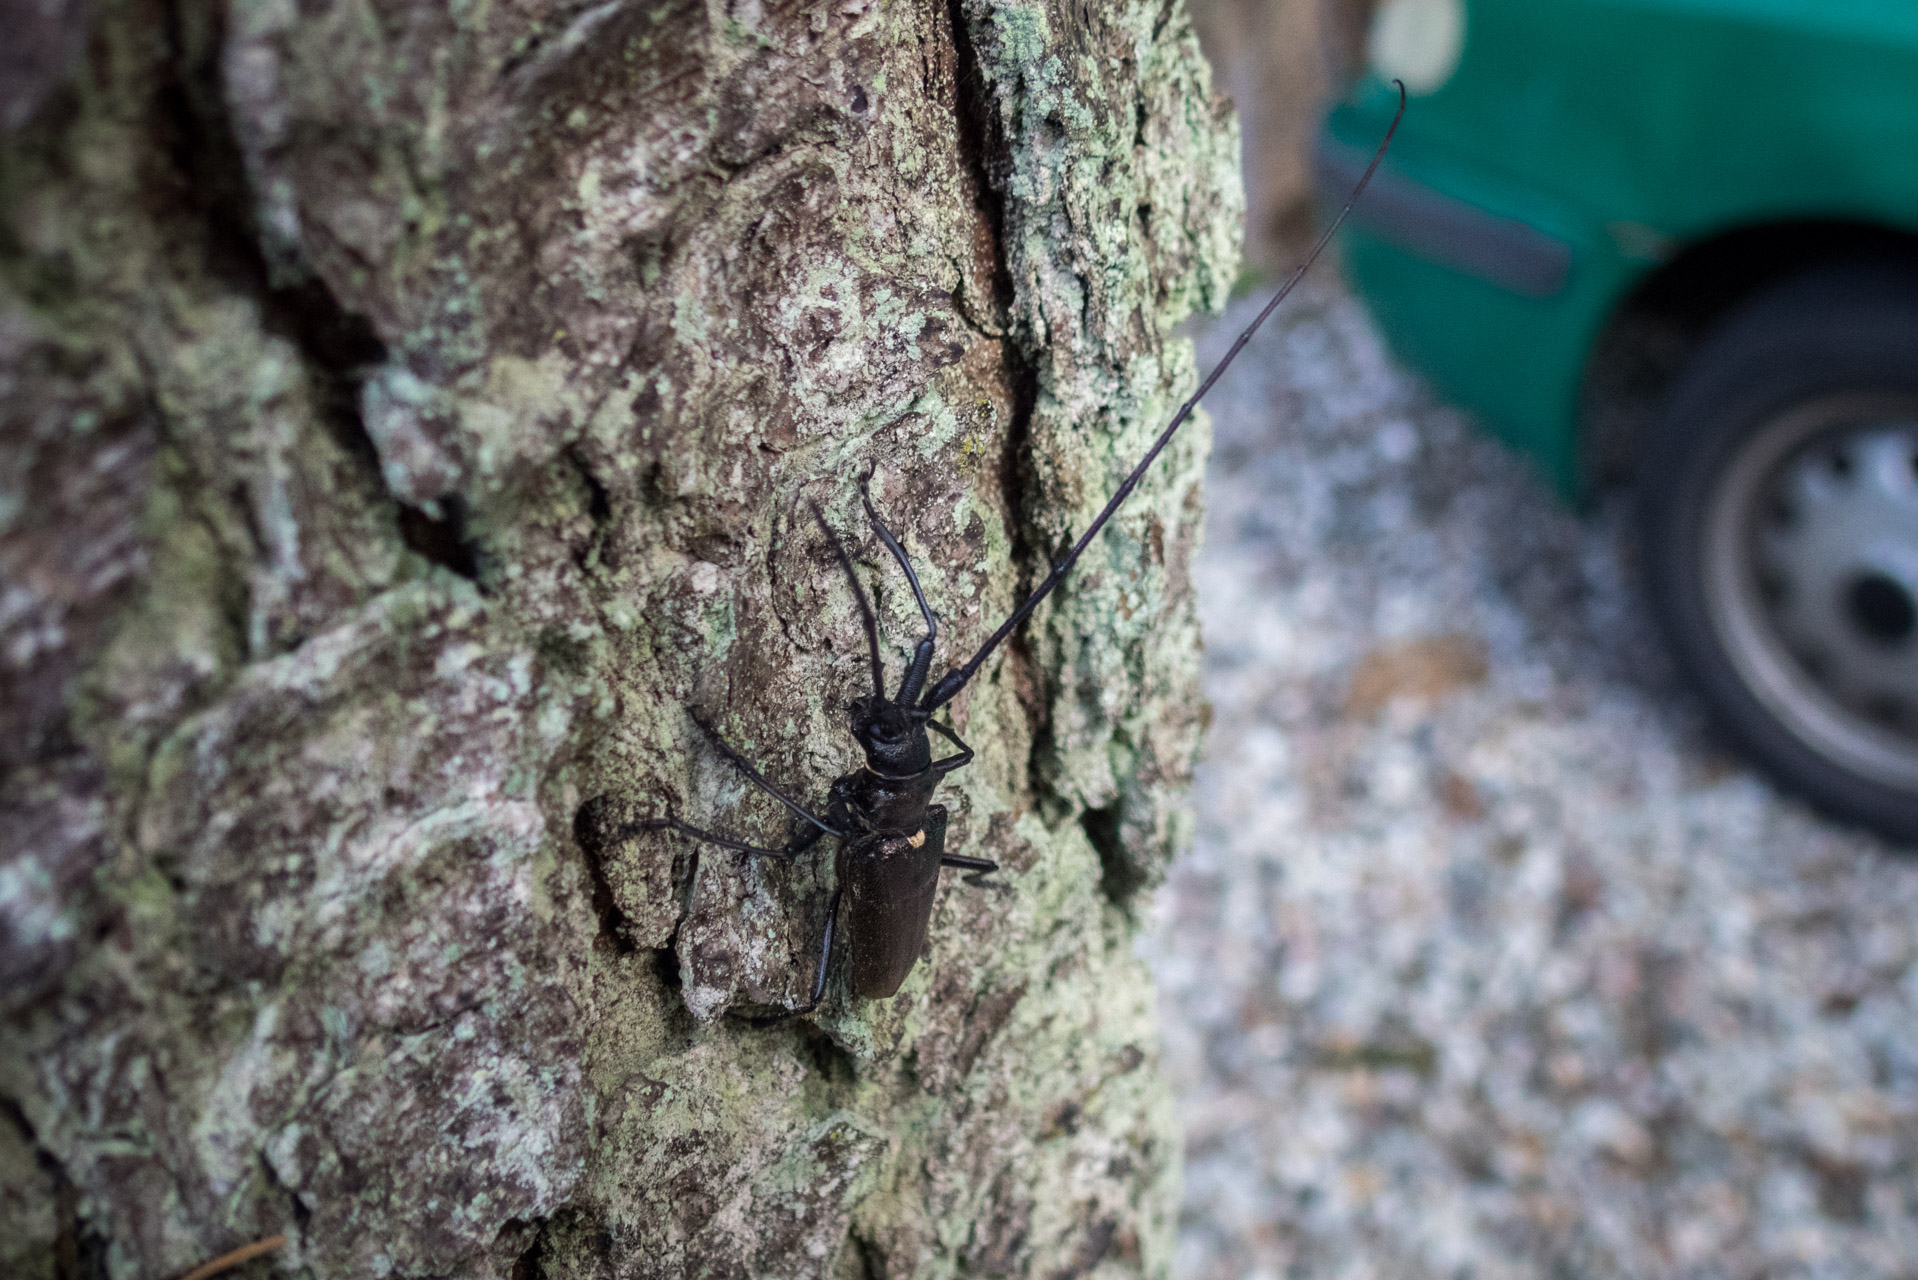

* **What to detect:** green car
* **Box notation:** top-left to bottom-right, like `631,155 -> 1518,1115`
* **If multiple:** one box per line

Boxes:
1318,0 -> 1918,842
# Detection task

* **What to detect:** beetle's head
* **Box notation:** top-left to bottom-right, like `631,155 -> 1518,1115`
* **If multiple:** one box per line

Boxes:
849,695 -> 931,776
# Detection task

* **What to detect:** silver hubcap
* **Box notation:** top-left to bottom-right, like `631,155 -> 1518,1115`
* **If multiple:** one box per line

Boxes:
1703,393 -> 1918,792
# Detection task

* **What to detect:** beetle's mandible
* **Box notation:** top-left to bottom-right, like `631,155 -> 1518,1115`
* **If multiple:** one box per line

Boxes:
606,86 -> 1407,1025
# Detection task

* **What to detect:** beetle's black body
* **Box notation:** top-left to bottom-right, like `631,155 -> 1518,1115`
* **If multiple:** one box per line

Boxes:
622,492 -> 995,1018
616,87 -> 1406,1023
840,806 -> 947,998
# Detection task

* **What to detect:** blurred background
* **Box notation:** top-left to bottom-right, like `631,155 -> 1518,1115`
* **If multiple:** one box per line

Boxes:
1157,2 -> 1918,1277
1185,0 -> 1374,272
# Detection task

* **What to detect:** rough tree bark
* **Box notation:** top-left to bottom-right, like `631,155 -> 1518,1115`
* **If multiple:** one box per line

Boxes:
0,0 -> 1239,1274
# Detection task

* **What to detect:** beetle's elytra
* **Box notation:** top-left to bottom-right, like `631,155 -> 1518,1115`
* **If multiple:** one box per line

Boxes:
841,806 -> 948,998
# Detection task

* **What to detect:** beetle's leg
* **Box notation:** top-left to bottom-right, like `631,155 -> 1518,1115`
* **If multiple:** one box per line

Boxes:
939,852 -> 1003,888
688,710 -> 844,838
610,814 -> 827,860
859,481 -> 939,706
925,718 -> 974,775
826,777 -> 871,835
922,810 -> 999,885
909,802 -> 1000,886
739,885 -> 840,1027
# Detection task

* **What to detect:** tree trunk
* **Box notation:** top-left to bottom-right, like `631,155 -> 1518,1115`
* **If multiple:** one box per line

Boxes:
0,0 -> 1239,1273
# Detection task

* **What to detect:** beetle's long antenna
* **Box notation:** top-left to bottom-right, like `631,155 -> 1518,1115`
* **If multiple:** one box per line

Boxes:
809,500 -> 886,699
920,82 -> 1407,713
860,483 -> 937,647
859,478 -> 940,708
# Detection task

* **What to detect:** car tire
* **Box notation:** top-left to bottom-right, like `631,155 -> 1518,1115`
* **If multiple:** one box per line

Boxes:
1640,263 -> 1918,845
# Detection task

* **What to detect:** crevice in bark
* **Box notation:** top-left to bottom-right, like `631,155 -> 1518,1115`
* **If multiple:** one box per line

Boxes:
942,0 -> 1051,787
1148,0 -> 1176,43
54,1177 -> 108,1280
567,446 -> 614,528
3,1099 -> 107,1280
510,1236 -> 545,1280
396,496 -> 483,582
1080,801 -> 1146,911
155,0 -> 385,401
154,0 -> 257,284
795,1019 -> 858,1084
538,1207 -> 617,1276
153,0 -> 493,589
837,1228 -> 884,1280
652,941 -> 685,991
995,341 -> 1043,709
944,0 -> 1015,327
502,1216 -> 550,1280
258,1148 -> 312,1237
572,798 -> 641,954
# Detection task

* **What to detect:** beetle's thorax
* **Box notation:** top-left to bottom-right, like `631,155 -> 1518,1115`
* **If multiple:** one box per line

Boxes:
844,765 -> 938,833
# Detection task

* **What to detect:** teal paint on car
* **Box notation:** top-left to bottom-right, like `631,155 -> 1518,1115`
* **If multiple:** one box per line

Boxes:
1319,0 -> 1918,499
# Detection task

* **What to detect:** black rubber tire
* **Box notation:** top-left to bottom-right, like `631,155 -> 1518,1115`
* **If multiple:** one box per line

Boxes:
1639,263 -> 1918,846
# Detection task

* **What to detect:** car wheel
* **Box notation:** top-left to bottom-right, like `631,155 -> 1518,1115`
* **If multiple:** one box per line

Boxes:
1640,264 -> 1918,844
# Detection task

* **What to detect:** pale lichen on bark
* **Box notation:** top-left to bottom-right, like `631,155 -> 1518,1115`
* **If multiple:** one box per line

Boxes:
0,0 -> 1240,1273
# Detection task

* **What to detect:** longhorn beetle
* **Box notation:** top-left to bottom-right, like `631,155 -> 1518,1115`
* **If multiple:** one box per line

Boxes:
615,85 -> 1407,1023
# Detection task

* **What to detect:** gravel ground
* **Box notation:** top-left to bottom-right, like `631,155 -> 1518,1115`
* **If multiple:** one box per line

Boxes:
1147,280 -> 1918,1280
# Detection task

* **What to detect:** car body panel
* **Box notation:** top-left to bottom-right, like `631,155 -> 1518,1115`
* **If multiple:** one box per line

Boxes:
1322,0 -> 1918,497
